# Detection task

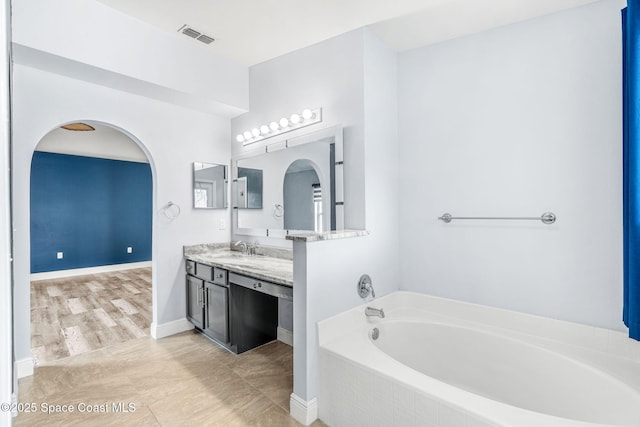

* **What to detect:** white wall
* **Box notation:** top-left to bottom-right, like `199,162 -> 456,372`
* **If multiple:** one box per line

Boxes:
398,0 -> 626,331
12,64 -> 232,361
12,0 -> 248,117
230,27 -> 400,416
231,29 -> 366,234
1,0 -> 12,423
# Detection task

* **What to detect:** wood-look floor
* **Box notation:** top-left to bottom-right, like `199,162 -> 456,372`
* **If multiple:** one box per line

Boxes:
15,331 -> 325,426
30,268 -> 152,364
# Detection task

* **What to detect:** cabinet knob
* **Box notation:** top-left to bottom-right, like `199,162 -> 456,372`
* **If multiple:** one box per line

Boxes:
253,282 -> 262,289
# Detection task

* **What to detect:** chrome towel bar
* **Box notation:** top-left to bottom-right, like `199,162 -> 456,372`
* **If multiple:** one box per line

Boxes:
438,212 -> 556,225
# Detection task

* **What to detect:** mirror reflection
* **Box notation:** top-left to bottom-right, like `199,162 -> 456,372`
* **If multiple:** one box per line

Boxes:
283,160 -> 323,232
233,126 -> 343,237
236,167 -> 263,209
193,162 -> 227,209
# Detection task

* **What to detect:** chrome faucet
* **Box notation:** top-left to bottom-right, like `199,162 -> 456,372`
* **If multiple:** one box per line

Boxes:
233,240 -> 248,255
357,274 -> 375,298
365,307 -> 385,318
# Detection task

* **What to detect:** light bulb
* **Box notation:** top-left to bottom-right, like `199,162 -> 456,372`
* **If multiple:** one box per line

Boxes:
243,131 -> 252,140
279,118 -> 289,128
302,109 -> 313,120
270,121 -> 279,131
260,125 -> 270,135
251,128 -> 260,137
236,134 -> 245,143
290,113 -> 301,124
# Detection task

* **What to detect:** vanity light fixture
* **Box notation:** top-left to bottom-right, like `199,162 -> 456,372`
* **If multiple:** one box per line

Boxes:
236,107 -> 322,146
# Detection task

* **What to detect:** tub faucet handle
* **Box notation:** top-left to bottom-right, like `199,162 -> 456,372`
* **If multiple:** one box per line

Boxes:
358,274 -> 375,298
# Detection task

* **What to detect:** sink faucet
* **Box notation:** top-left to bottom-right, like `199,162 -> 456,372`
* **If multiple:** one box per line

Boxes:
365,307 -> 385,318
233,240 -> 248,255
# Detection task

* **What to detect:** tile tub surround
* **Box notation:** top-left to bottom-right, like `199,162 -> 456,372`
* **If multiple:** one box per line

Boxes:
184,243 -> 293,286
318,291 -> 640,427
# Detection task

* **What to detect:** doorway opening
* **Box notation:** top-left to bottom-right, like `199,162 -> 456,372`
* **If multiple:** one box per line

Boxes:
29,122 -> 154,363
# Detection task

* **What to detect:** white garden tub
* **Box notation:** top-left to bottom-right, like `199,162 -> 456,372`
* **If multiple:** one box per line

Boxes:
318,292 -> 640,427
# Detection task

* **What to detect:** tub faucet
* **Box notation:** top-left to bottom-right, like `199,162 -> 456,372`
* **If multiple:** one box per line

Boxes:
365,307 -> 385,318
358,274 -> 375,298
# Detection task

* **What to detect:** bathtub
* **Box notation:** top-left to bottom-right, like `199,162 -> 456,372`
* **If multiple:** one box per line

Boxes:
317,292 -> 640,427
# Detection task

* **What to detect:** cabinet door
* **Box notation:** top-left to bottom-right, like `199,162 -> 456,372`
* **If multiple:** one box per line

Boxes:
186,275 -> 204,329
204,282 -> 229,343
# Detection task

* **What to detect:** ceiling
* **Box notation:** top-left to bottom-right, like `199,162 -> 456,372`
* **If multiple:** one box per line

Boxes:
97,0 -> 599,66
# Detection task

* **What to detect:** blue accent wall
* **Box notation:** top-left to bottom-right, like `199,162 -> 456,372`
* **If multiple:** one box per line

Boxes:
30,151 -> 152,273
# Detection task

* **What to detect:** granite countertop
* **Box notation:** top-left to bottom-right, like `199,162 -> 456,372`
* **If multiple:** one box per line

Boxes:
286,229 -> 369,242
184,243 -> 293,287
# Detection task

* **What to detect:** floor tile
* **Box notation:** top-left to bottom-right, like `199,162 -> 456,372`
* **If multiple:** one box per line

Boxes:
15,332 -> 316,426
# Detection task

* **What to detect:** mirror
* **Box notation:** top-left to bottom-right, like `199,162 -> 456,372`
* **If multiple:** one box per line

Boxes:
283,160 -> 322,231
236,167 -> 263,209
193,162 -> 227,209
233,126 -> 343,237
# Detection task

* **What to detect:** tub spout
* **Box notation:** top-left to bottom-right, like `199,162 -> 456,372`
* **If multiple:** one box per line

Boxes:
365,307 -> 385,318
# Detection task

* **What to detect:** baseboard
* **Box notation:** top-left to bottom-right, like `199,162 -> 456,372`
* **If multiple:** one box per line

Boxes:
290,393 -> 318,426
14,357 -> 34,379
151,318 -> 194,339
277,326 -> 293,346
30,261 -> 152,281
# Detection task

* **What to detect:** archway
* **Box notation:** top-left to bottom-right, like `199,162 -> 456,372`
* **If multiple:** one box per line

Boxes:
283,159 -> 325,232
29,121 -> 155,363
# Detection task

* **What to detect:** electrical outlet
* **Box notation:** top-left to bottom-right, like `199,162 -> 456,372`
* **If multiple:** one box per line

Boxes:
56,252 -> 63,259
219,219 -> 225,230
127,247 -> 133,254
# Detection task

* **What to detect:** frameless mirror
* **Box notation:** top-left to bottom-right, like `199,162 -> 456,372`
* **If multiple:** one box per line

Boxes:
236,167 -> 263,209
232,125 -> 343,238
193,162 -> 227,209
283,159 -> 322,231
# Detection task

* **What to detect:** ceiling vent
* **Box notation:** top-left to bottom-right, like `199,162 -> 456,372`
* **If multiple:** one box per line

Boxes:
178,25 -> 215,45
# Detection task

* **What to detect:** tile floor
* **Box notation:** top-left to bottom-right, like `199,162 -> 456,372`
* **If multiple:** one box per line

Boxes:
21,267 -> 324,426
30,268 -> 152,363
16,329 -> 325,426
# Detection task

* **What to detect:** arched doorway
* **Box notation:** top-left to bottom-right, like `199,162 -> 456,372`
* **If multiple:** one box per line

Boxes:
29,121 -> 154,363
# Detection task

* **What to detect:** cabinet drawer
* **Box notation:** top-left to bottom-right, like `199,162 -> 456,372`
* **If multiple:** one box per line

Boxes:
212,267 -> 227,286
186,260 -> 196,275
187,262 -> 228,284
229,272 -> 292,300
195,263 -> 213,281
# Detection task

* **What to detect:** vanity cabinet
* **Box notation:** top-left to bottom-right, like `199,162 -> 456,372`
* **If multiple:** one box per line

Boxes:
186,260 -> 230,344
186,258 -> 292,354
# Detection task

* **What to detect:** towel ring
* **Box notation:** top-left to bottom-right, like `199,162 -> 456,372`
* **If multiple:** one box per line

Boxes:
162,201 -> 181,221
274,204 -> 284,218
